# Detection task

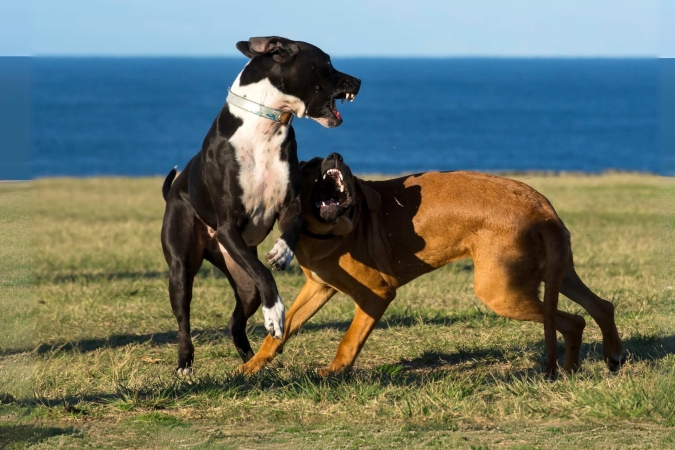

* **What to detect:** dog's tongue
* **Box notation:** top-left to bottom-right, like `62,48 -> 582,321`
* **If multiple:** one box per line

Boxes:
335,110 -> 341,121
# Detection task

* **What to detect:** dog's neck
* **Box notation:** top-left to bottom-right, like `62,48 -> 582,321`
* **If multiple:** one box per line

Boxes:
302,208 -> 357,240
228,71 -> 307,135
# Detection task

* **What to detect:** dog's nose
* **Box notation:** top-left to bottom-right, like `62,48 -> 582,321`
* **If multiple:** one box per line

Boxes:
327,153 -> 343,162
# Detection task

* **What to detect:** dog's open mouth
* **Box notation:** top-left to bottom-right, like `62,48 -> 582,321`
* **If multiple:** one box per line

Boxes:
329,91 -> 357,122
315,167 -> 353,221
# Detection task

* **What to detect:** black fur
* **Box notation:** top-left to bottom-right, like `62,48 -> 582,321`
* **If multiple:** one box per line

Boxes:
162,167 -> 177,201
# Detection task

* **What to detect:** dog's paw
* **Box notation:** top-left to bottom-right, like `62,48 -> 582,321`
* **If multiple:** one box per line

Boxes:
266,239 -> 294,271
606,352 -> 627,372
176,367 -> 193,376
262,295 -> 285,339
237,358 -> 266,375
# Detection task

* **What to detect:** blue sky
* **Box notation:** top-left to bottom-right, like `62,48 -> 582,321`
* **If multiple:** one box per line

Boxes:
0,0 -> 667,57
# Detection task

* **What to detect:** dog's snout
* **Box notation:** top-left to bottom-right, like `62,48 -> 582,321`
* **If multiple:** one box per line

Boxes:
327,153 -> 343,163
347,77 -> 361,88
337,75 -> 361,94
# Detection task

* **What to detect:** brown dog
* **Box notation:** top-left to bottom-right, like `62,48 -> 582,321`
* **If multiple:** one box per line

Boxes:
240,153 -> 625,377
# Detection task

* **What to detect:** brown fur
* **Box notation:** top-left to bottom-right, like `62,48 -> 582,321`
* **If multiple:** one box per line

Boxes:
240,169 -> 624,377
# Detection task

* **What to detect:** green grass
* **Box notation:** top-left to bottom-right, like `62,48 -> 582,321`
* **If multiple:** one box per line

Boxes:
0,183 -> 33,402
1,173 -> 674,448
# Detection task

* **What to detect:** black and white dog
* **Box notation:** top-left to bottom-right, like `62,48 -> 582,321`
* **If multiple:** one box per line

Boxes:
161,37 -> 360,373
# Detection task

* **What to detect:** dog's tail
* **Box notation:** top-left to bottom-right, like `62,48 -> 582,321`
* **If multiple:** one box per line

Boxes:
540,220 -> 572,375
162,166 -> 178,202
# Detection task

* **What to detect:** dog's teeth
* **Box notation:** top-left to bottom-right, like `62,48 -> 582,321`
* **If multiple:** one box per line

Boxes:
323,174 -> 326,179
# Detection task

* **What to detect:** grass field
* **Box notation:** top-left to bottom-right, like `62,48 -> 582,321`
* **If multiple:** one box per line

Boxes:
1,173 -> 674,449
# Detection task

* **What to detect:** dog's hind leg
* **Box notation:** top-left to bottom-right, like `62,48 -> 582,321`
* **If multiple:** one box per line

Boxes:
228,288 -> 260,363
206,245 -> 262,362
161,209 -> 205,374
473,255 -> 586,376
561,267 -> 625,371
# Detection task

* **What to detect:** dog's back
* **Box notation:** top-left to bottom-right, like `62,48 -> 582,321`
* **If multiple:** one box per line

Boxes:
363,171 -> 566,274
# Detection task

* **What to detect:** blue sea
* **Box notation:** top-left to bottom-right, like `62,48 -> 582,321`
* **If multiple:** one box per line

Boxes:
32,57 -> 663,177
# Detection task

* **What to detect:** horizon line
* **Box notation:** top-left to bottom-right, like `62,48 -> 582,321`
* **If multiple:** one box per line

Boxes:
6,54 -> 660,59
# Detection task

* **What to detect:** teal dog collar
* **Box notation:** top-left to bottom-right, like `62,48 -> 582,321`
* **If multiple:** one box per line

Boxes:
226,88 -> 294,125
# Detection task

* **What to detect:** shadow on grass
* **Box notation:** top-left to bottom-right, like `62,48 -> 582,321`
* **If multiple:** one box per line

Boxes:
621,333 -> 675,362
402,333 -> 675,373
22,333 -> 675,411
4,310 -> 496,357
6,318 -> 675,365
35,270 -> 168,285
401,347 -> 509,370
0,424 -> 76,448
35,263 -> 306,285
28,361 -> 516,410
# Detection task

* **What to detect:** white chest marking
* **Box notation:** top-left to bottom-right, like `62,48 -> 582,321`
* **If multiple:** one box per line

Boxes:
230,122 -> 290,246
227,75 -> 306,247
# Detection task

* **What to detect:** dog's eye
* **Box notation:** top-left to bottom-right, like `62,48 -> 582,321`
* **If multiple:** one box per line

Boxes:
314,85 -> 323,92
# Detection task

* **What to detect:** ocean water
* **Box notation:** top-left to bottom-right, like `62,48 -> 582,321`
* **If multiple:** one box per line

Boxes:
32,57 -> 661,177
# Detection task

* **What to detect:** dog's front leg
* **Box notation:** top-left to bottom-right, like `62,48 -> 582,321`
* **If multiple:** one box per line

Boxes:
266,196 -> 302,271
239,280 -> 338,374
216,225 -> 285,339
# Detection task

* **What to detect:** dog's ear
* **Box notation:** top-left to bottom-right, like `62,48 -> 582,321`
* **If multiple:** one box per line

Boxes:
357,179 -> 381,213
300,157 -> 323,172
236,37 -> 299,61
